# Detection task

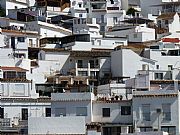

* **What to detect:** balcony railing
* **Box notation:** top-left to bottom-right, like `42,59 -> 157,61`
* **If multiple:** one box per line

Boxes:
0,118 -> 11,127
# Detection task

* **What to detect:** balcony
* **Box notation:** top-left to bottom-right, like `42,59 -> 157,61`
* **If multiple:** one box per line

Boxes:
0,118 -> 11,127
75,63 -> 100,76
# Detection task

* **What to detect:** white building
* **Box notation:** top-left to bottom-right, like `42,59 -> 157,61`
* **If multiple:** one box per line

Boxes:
28,116 -> 86,135
0,0 -> 28,16
111,48 -> 156,79
51,92 -> 133,135
31,48 -> 111,86
25,21 -> 72,39
107,24 -> 156,43
157,12 -> 180,34
70,0 -> 88,18
133,90 -> 180,135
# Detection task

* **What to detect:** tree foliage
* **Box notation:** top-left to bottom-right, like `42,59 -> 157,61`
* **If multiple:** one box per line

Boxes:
126,8 -> 138,16
0,6 -> 5,17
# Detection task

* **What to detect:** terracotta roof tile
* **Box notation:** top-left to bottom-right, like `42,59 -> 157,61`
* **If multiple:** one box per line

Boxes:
0,66 -> 28,72
157,12 -> 180,20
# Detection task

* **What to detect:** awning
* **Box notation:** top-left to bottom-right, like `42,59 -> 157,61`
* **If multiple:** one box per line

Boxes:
162,38 -> 180,43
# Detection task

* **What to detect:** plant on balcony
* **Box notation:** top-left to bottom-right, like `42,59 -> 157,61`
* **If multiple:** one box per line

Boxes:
126,7 -> 138,17
0,6 -> 5,17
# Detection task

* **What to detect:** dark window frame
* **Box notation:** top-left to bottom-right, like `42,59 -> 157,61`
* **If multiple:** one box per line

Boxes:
102,108 -> 110,117
121,106 -> 131,115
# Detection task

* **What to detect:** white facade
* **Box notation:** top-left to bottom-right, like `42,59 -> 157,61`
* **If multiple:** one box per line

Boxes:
0,0 -> 28,16
107,24 -> 156,42
140,0 -> 162,17
1,99 -> 51,126
51,92 -> 133,134
111,48 -> 155,79
133,90 -> 180,135
0,82 -> 38,98
168,13 -> 180,33
28,116 -> 86,135
70,0 -> 88,18
25,21 -> 72,39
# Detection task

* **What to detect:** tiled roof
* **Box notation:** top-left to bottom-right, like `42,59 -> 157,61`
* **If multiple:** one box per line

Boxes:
0,66 -> 28,72
0,78 -> 30,83
157,12 -> 180,20
2,29 -> 39,36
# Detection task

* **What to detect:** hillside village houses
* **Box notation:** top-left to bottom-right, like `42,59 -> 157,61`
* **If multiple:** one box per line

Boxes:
1,0 -> 180,135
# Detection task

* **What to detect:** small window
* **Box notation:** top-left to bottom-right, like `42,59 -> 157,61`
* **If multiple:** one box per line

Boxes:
110,0 -> 114,4
17,37 -> 25,42
77,60 -> 83,68
156,65 -> 159,69
168,65 -> 173,71
0,107 -> 4,118
55,108 -> 66,116
45,108 -> 51,117
142,104 -> 150,121
134,34 -> 137,38
79,3 -> 82,8
113,17 -> 118,23
76,107 -> 87,116
165,20 -> 168,25
140,127 -> 153,132
79,14 -> 82,18
78,19 -> 81,24
121,106 -> 131,115
162,104 -> 171,121
102,108 -> 110,117
155,73 -> 163,80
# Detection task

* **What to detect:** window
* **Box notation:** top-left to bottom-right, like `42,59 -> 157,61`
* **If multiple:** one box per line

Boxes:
29,39 -> 33,47
140,127 -> 153,132
95,59 -> 99,67
45,108 -> 51,117
17,37 -> 25,42
161,126 -> 176,135
78,71 -> 88,76
155,73 -> 163,80
102,108 -> 110,117
156,65 -> 159,69
110,0 -> 114,4
0,84 -> 4,96
79,14 -> 82,18
14,53 -> 26,58
78,18 -> 81,24
17,72 -> 26,78
3,71 -> 16,79
98,40 -> 101,45
79,3 -> 82,8
76,107 -> 87,116
55,108 -> 66,116
162,104 -> 171,121
77,60 -> 83,68
92,40 -> 95,45
165,20 -> 168,25
11,37 -> 15,49
121,106 -> 131,115
89,60 -> 95,68
101,15 -> 104,23
134,34 -> 137,38
168,65 -> 173,71
22,108 -> 28,120
14,84 -> 25,96
142,104 -> 150,121
113,17 -> 118,24
0,107 -> 4,118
